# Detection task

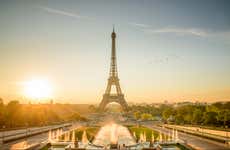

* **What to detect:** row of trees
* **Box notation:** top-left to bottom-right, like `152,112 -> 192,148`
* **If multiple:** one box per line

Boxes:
129,103 -> 167,121
129,102 -> 230,127
0,98 -> 87,129
133,112 -> 154,121
162,102 -> 230,126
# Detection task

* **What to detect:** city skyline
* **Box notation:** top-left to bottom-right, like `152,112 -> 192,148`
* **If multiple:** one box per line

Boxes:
0,0 -> 230,103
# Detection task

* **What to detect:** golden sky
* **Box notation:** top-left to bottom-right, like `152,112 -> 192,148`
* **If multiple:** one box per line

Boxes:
0,0 -> 230,103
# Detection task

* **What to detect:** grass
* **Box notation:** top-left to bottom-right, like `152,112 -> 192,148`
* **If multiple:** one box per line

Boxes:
40,145 -> 49,150
128,125 -> 170,141
60,126 -> 100,142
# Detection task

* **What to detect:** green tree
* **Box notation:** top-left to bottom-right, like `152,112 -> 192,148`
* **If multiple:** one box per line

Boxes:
217,109 -> 230,126
192,109 -> 203,124
174,106 -> 189,124
203,111 -> 218,125
141,113 -> 153,121
223,102 -> 230,109
175,114 -> 184,124
162,108 -> 174,120
134,111 -> 141,120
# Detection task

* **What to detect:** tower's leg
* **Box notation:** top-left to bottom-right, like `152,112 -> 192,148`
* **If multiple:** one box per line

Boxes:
117,97 -> 129,111
98,96 -> 108,111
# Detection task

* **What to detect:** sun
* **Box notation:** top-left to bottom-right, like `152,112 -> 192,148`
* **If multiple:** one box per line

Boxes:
23,79 -> 53,99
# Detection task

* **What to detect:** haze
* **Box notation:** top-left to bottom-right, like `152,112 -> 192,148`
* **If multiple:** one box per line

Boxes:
0,0 -> 230,103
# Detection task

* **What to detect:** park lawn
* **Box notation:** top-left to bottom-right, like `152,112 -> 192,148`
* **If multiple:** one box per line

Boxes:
40,145 -> 49,150
128,126 -> 161,141
60,126 -> 100,142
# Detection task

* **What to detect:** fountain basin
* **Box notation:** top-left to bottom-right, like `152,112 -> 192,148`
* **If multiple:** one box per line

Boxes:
45,123 -> 188,150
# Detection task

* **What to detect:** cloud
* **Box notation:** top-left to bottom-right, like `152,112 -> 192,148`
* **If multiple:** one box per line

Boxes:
129,21 -> 209,37
137,24 -> 230,41
40,6 -> 93,20
144,27 -> 208,37
129,22 -> 150,28
148,54 -> 183,65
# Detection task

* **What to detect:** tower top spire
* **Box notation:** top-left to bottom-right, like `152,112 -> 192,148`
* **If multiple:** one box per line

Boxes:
110,26 -> 117,77
111,26 -> 116,38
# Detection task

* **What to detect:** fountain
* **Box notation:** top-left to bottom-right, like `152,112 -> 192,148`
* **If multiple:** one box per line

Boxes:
57,128 -> 60,138
133,132 -> 136,139
56,130 -> 58,139
139,132 -> 143,143
52,131 -> 55,140
172,128 -> 174,141
48,130 -> 52,142
82,130 -> 89,145
110,124 -> 118,144
93,123 -> 135,147
64,132 -> 68,142
159,133 -> 162,143
47,123 -> 186,150
167,134 -> 171,142
151,132 -> 154,143
143,131 -> 146,142
59,129 -> 62,139
72,130 -> 75,142
175,129 -> 178,142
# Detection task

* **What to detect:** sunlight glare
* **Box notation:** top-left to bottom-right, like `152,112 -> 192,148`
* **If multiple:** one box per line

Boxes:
23,79 -> 53,99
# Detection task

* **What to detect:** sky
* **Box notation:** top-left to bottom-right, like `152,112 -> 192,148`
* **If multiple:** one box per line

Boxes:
0,0 -> 230,104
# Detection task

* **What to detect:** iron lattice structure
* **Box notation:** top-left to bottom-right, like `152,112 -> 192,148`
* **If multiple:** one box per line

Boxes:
99,28 -> 128,111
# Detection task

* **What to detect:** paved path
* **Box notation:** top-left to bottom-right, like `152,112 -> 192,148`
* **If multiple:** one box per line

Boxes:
1,131 -> 48,150
0,124 -> 71,143
145,124 -> 230,150
163,124 -> 229,142
0,123 -> 78,150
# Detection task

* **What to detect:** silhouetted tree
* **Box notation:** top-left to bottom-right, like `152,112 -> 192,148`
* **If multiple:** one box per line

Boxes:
0,98 -> 5,126
6,100 -> 21,127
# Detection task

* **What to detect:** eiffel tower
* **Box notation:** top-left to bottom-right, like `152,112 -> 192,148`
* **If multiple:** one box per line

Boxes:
99,28 -> 128,111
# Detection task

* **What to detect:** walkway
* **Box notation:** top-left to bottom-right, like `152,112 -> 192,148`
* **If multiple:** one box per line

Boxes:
145,124 -> 230,150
